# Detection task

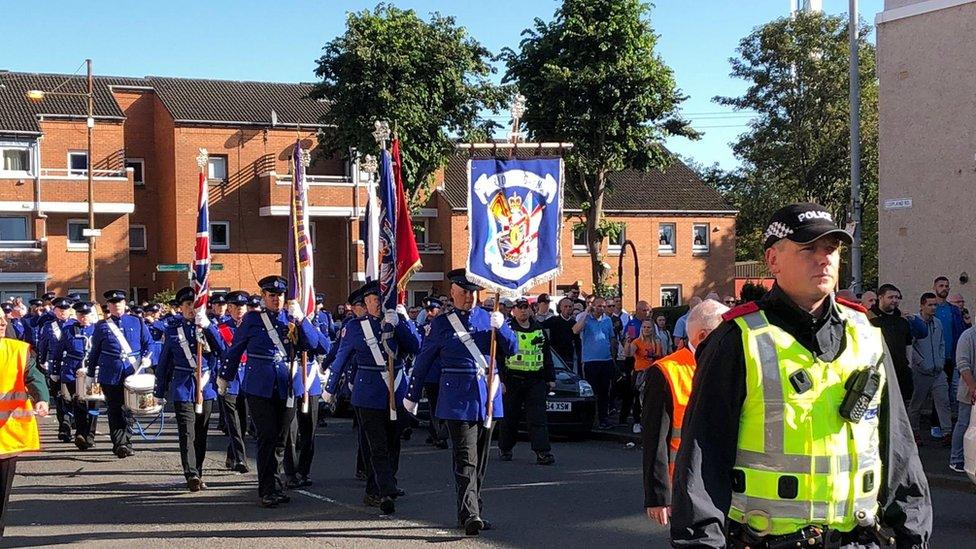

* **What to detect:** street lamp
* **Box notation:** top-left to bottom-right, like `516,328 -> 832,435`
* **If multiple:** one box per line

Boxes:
26,59 -> 97,301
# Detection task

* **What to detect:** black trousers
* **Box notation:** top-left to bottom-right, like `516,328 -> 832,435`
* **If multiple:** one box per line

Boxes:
424,383 -> 448,443
356,406 -> 404,498
62,383 -> 98,444
173,400 -> 213,479
284,398 -> 319,478
221,393 -> 248,464
49,378 -> 71,437
246,394 -> 295,497
102,384 -> 131,451
446,419 -> 493,525
498,376 -> 551,453
584,360 -> 615,423
616,357 -> 640,424
0,457 -> 16,538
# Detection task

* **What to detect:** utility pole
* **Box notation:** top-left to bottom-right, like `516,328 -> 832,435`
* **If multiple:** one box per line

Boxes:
86,59 -> 96,301
848,0 -> 862,293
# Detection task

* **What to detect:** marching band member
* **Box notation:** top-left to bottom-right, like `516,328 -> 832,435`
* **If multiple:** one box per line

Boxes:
38,297 -> 75,443
216,290 -> 250,473
84,290 -> 152,458
218,276 -> 319,508
325,281 -> 420,515
58,302 -> 99,450
283,321 -> 331,488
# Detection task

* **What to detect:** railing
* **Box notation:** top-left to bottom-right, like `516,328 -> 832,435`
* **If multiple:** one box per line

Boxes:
0,240 -> 43,251
271,173 -> 355,187
39,168 -> 129,180
417,242 -> 443,253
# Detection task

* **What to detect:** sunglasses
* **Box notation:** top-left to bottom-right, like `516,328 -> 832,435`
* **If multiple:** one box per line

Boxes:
724,299 -> 736,305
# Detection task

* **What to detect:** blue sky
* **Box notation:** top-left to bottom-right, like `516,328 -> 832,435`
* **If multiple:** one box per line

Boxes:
1,0 -> 884,169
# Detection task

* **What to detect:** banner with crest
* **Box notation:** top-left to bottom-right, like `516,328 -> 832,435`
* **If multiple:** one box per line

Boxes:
466,157 -> 563,294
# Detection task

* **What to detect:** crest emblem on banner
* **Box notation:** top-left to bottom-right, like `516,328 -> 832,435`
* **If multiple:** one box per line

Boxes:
467,158 -> 563,294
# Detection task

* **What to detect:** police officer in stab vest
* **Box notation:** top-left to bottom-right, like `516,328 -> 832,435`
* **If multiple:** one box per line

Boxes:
84,290 -> 152,458
324,281 -> 420,514
498,296 -> 556,465
154,287 -> 223,492
405,269 -> 517,536
670,203 -> 932,548
58,301 -> 98,450
217,276 -> 320,508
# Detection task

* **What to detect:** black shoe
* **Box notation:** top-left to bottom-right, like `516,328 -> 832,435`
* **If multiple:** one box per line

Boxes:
234,462 -> 249,474
482,519 -> 493,531
187,477 -> 202,492
115,446 -> 134,459
536,452 -> 555,465
285,476 -> 303,489
434,439 -> 449,450
364,494 -> 382,507
58,432 -> 72,443
355,471 -> 368,481
393,488 -> 406,498
225,458 -> 235,470
260,495 -> 278,508
499,451 -> 513,461
75,434 -> 89,450
401,427 -> 412,441
271,491 -> 291,504
299,476 -> 313,487
464,515 -> 484,536
379,496 -> 396,515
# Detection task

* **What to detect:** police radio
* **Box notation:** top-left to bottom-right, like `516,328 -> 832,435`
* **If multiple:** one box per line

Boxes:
839,354 -> 885,423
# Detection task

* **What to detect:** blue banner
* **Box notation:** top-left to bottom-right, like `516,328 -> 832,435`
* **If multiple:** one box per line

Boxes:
466,157 -> 563,293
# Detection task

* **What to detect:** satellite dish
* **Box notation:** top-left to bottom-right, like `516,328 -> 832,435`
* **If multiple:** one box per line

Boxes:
270,109 -> 278,128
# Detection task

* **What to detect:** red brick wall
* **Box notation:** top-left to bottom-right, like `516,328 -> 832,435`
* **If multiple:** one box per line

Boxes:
43,212 -> 130,296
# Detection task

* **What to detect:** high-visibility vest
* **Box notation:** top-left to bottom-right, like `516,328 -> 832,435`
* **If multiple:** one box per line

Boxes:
652,347 -> 696,479
0,338 -> 40,458
508,329 -> 544,372
729,306 -> 884,536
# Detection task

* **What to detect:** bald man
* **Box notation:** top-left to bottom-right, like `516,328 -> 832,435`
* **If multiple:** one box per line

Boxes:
641,299 -> 729,526
672,296 -> 702,350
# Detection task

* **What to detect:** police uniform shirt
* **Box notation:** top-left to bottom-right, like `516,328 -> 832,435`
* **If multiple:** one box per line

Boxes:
406,306 -> 517,422
85,314 -> 153,386
59,323 -> 95,383
154,316 -> 222,402
669,284 -> 932,548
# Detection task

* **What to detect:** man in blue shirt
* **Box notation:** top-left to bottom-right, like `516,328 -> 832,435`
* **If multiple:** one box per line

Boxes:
573,296 -> 616,430
934,276 -> 965,433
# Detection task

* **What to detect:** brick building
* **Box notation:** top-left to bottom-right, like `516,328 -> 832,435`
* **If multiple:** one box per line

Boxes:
0,70 -> 735,309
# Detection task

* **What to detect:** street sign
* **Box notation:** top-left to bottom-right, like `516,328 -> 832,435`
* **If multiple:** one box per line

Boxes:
883,198 -> 912,210
211,263 -> 224,271
82,229 -> 101,237
156,263 -> 189,272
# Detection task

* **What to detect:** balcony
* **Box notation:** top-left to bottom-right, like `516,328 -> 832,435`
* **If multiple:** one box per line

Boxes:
258,171 -> 369,218
0,239 -> 47,276
0,168 -> 135,214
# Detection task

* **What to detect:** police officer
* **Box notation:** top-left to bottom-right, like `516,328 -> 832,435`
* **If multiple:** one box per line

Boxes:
153,287 -> 222,492
405,269 -> 516,535
58,301 -> 99,450
215,291 -> 250,473
498,296 -> 556,465
84,290 -> 152,458
217,276 -> 320,508
671,203 -> 932,548
324,281 -> 419,514
38,297 -> 76,442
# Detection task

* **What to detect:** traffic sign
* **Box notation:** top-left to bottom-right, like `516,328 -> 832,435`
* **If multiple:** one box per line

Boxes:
156,263 -> 189,272
211,263 -> 224,271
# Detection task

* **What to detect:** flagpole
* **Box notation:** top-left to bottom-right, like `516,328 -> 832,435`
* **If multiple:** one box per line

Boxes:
372,121 -> 398,422
485,291 -> 500,429
293,143 -> 311,415
194,150 -> 208,416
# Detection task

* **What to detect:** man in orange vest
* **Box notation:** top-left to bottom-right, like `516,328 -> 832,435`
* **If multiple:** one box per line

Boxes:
0,312 -> 50,537
641,298 -> 728,526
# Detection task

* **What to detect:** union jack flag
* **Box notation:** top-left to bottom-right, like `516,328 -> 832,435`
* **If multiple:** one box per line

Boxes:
286,141 -> 315,316
193,170 -> 211,315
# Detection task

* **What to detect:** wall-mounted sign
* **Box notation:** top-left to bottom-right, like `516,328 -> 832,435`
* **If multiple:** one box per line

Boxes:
883,198 -> 912,210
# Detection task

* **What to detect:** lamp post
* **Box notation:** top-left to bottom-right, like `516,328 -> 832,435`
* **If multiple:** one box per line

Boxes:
27,59 -> 97,300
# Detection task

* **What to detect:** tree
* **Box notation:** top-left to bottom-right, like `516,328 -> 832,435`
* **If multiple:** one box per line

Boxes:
311,4 -> 506,203
503,0 -> 697,289
714,11 -> 879,287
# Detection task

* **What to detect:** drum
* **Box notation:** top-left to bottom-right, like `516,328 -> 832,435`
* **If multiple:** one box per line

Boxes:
75,369 -> 105,402
123,373 -> 162,416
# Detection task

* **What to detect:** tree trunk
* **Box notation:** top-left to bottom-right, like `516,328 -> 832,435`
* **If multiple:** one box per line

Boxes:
586,170 -> 607,291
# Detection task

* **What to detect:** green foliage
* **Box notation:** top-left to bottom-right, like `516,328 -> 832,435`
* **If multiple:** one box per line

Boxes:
312,4 -> 507,204
152,289 -> 175,306
571,219 -> 625,243
711,12 -> 879,286
503,0 -> 696,285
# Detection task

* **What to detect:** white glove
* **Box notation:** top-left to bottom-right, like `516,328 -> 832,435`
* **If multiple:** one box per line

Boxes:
140,356 -> 152,371
50,374 -> 60,383
490,311 -> 505,329
216,377 -> 229,396
76,367 -> 88,376
384,310 -> 400,327
288,301 -> 305,321
195,310 -> 211,329
155,397 -> 166,407
395,304 -> 408,316
402,398 -> 419,416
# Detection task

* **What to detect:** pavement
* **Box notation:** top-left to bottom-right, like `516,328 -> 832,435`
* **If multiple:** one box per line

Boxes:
4,412 -> 975,548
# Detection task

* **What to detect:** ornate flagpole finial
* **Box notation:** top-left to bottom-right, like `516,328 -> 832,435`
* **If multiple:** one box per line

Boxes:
372,120 -> 391,148
509,94 -> 527,143
299,147 -> 311,169
362,154 -> 378,175
196,148 -> 209,170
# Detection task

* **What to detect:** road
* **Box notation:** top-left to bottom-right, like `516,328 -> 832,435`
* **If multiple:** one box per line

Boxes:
3,413 -> 974,548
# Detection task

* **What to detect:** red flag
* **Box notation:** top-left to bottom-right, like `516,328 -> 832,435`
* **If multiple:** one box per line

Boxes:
392,139 -> 422,295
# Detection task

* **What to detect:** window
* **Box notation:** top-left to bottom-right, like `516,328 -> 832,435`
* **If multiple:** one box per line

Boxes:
692,223 -> 710,254
659,223 -> 676,254
608,224 -> 626,254
68,151 -> 88,176
129,224 -> 147,251
413,219 -> 428,245
309,221 -> 317,251
572,225 -> 587,253
0,142 -> 31,174
125,158 -> 145,185
410,290 -> 429,307
660,285 -> 682,308
0,216 -> 29,243
208,156 -> 228,185
210,221 -> 230,250
67,219 -> 89,248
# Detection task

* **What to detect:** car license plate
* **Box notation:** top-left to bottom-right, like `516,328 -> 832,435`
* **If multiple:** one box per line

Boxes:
546,401 -> 571,412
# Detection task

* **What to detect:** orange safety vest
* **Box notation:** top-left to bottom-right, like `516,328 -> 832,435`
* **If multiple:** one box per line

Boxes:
0,338 -> 40,458
652,346 -> 696,478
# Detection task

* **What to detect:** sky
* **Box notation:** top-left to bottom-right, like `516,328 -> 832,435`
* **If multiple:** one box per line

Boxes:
1,0 -> 885,169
